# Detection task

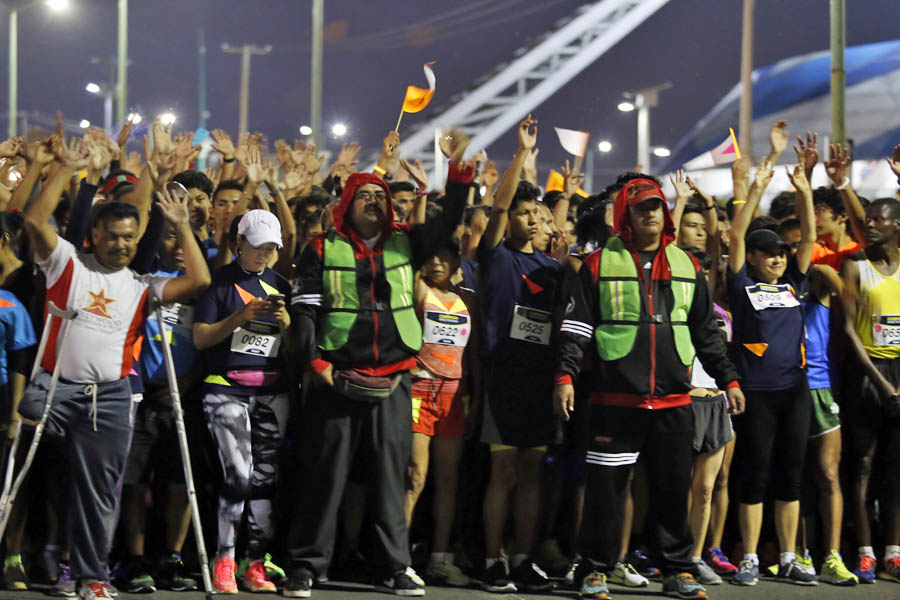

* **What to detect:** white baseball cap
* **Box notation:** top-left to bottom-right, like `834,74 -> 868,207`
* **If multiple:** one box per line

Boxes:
237,210 -> 283,249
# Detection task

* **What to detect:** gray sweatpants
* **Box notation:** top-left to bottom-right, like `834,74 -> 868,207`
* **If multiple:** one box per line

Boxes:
19,371 -> 133,582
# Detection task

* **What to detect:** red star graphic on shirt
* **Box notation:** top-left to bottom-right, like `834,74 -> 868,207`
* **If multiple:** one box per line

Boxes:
83,288 -> 116,319
522,274 -> 544,295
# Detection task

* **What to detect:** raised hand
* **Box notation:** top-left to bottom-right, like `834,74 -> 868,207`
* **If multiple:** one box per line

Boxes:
117,118 -> 133,149
518,114 -> 538,150
157,183 -> 191,226
887,144 -> 900,181
825,143 -> 851,185
752,157 -> 775,190
235,132 -> 251,165
669,168 -> 691,199
244,147 -> 266,184
561,159 -> 584,197
0,137 -> 23,159
786,162 -> 811,196
210,129 -> 236,158
274,139 -> 293,168
174,131 -> 201,162
470,207 -> 488,237
377,131 -> 401,175
52,135 -> 89,169
522,148 -> 539,184
399,158 -> 428,190
768,119 -> 789,158
301,144 -> 326,176
686,175 -> 714,207
793,131 -> 819,176
82,129 -> 115,172
152,119 -> 175,156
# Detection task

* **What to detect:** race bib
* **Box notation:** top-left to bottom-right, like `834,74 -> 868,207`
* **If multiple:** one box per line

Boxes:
230,320 -> 281,357
873,315 -> 900,347
744,283 -> 799,311
510,304 -> 552,345
423,311 -> 470,347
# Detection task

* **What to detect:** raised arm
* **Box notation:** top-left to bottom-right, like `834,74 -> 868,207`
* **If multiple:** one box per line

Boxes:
155,185 -> 211,303
210,129 -> 237,181
400,158 -> 429,225
825,142 -> 867,247
728,156 -> 773,274
669,168 -> 692,239
688,175 -> 720,291
481,160 -> 499,207
786,163 -> 815,273
483,115 -> 537,249
555,159 -> 582,232
8,139 -> 54,213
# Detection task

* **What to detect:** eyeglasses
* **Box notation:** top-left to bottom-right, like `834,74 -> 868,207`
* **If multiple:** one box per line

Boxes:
356,191 -> 387,202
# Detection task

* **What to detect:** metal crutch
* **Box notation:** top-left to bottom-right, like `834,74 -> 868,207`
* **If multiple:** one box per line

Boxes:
0,301 -> 78,539
155,305 -> 214,599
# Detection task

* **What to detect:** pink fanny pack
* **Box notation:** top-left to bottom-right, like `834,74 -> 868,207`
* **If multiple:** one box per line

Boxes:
226,370 -> 281,388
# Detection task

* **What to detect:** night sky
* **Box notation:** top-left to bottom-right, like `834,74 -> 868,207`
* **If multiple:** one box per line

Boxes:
5,0 -> 898,184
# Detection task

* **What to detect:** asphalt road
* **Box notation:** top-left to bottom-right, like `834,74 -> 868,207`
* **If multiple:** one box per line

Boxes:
2,578 -> 900,600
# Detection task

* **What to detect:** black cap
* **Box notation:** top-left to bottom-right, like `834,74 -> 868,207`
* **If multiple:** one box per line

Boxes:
746,228 -> 790,255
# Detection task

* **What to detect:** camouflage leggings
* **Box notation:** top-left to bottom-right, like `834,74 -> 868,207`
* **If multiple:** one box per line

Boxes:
203,392 -> 289,559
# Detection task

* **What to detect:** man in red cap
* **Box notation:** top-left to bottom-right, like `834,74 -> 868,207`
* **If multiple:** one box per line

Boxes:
554,177 -> 746,600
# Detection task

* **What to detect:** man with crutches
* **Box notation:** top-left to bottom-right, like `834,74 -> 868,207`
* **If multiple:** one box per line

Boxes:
18,161 -> 211,600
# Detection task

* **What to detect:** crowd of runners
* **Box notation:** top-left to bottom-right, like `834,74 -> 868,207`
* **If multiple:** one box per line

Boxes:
0,113 -> 896,600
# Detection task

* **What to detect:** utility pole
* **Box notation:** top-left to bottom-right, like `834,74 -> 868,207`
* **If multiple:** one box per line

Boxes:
310,0 -> 323,147
830,0 -> 846,145
198,28 -> 208,130
117,0 -> 127,123
221,43 -> 271,133
8,9 -> 17,137
739,0 -> 754,158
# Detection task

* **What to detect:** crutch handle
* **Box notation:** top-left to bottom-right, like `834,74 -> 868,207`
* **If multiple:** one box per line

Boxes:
46,302 -> 78,321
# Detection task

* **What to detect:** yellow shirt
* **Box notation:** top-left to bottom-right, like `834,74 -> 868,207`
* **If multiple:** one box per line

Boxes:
855,258 -> 900,359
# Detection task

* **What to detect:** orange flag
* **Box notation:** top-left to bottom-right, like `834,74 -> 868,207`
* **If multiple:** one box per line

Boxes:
545,169 -> 588,198
401,62 -> 436,114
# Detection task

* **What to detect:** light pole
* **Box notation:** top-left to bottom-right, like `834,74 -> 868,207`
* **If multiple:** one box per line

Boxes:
221,43 -> 271,133
116,0 -> 127,123
618,82 -> 671,173
310,0 -> 323,147
85,82 -> 114,133
7,0 -> 69,137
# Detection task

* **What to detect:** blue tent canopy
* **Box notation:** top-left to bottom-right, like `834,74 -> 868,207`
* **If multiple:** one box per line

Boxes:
662,39 -> 900,172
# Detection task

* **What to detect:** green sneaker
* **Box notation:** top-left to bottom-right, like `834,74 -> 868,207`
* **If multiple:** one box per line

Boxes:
4,555 -> 29,590
263,554 -> 287,587
820,551 -> 858,586
796,550 -> 816,575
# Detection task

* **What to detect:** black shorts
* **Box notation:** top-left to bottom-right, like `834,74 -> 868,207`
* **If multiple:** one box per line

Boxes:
123,385 -> 185,486
481,366 -> 554,448
690,393 -> 734,454
845,356 -> 900,428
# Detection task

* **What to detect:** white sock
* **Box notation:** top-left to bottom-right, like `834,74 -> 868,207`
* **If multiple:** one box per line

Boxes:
886,545 -> 900,559
511,553 -> 528,568
780,552 -> 796,567
692,557 -> 702,563
485,557 -> 499,569
743,553 -> 759,566
859,546 -> 875,558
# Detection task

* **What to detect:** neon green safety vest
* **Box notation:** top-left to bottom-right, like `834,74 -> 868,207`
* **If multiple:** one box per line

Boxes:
319,229 -> 422,353
595,236 -> 697,365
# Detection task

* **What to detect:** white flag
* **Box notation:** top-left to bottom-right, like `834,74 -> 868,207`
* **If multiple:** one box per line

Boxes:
554,127 -> 590,157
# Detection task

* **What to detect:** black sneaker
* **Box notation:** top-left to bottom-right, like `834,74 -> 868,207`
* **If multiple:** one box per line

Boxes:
373,569 -> 425,596
510,558 -> 554,592
283,567 -> 312,598
156,553 -> 197,592
480,560 -> 516,593
122,558 -> 156,594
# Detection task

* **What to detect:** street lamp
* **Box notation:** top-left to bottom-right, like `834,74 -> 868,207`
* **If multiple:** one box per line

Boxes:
299,125 -> 312,136
331,123 -> 347,137
78,119 -> 90,129
85,82 -> 114,132
127,112 -> 141,124
158,112 -> 176,126
8,0 -> 69,137
652,146 -> 671,158
619,82 -> 672,173
597,140 -> 612,153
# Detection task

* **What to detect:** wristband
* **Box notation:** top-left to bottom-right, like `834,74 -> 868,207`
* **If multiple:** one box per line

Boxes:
222,157 -> 235,163
373,164 -> 386,176
835,177 -> 850,190
732,200 -> 747,205
704,203 -> 716,211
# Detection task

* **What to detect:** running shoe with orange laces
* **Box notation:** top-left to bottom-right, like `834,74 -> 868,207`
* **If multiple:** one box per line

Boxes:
854,555 -> 876,584
879,556 -> 900,583
243,560 -> 277,592
212,555 -> 239,594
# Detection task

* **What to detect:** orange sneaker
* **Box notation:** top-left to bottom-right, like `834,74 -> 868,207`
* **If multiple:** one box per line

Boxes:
243,560 -> 277,593
212,555 -> 238,594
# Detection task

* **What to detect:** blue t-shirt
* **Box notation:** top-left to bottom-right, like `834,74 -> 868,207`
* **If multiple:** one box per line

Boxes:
140,268 -> 197,383
804,298 -> 836,391
194,262 -> 291,396
0,290 -> 36,385
201,237 -> 219,263
728,261 -> 809,391
459,256 -> 477,293
477,240 -> 565,372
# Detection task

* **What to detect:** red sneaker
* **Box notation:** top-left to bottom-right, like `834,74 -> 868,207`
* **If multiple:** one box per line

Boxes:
212,555 -> 238,594
879,556 -> 900,583
708,547 -> 738,575
243,560 -> 277,593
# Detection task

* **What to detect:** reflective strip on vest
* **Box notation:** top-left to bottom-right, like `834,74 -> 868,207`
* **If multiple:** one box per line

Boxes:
595,237 -> 697,365
319,230 -> 423,353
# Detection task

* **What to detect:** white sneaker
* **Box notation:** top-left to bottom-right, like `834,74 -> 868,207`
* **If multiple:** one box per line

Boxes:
405,566 -> 425,587
608,562 -> 649,587
564,561 -> 579,587
425,554 -> 471,587
695,558 -> 723,585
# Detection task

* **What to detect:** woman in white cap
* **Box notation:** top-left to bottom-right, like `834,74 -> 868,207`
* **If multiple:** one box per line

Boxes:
193,209 -> 293,593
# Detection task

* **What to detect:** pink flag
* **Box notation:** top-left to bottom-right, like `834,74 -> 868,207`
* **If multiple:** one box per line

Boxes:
684,128 -> 742,170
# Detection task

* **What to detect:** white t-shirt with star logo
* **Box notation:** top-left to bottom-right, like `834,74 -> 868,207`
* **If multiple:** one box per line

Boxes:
37,236 -> 172,383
